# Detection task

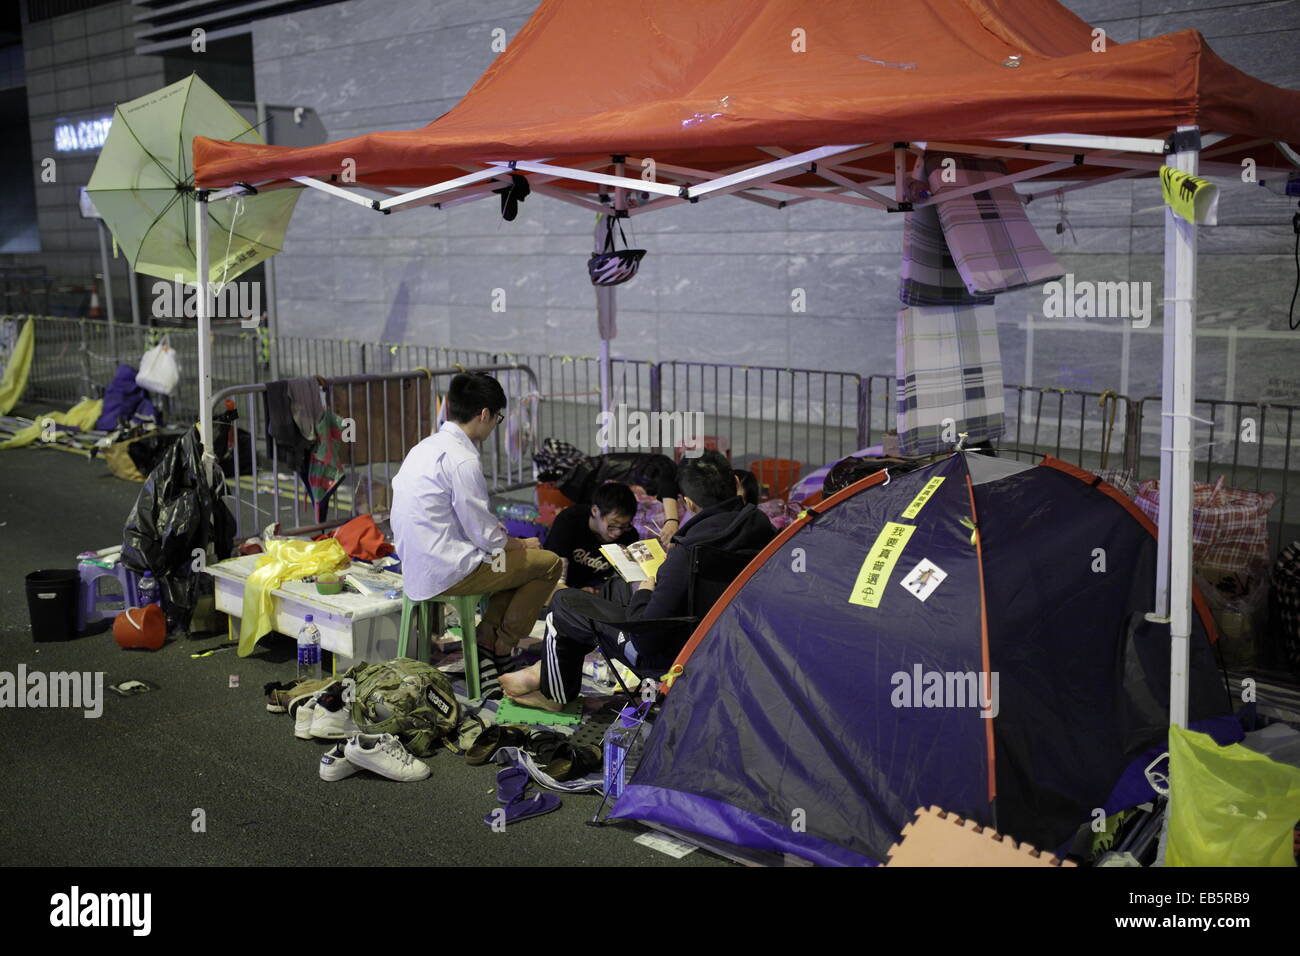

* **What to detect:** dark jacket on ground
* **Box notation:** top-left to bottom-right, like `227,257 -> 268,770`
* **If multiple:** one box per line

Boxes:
627,495 -> 776,621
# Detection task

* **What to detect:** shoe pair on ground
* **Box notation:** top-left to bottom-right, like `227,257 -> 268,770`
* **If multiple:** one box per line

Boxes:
287,681 -> 358,740
319,733 -> 431,783
465,725 -> 602,782
264,677 -> 332,713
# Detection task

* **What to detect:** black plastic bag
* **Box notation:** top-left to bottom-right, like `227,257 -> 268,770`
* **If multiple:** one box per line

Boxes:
559,452 -> 678,503
126,432 -> 181,477
121,426 -> 236,634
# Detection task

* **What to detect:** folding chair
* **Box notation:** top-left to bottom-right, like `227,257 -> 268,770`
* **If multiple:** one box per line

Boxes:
596,545 -> 760,700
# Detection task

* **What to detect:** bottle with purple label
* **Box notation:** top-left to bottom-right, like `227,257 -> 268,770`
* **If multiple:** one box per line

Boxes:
136,571 -> 157,606
297,614 -> 322,680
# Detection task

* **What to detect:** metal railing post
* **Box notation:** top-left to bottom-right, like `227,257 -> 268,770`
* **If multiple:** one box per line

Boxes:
78,318 -> 91,397
856,376 -> 870,450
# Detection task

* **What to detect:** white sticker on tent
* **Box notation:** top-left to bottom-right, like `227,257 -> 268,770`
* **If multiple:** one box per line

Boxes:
900,558 -> 947,603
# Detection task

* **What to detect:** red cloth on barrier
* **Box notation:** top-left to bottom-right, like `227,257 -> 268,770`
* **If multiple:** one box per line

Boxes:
314,514 -> 395,561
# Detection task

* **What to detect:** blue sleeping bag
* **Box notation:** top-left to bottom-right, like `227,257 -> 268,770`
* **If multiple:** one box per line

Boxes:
97,363 -> 159,431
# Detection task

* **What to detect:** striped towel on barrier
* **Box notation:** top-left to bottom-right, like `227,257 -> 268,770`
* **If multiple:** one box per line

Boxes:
925,153 -> 1064,296
896,304 -> 1005,456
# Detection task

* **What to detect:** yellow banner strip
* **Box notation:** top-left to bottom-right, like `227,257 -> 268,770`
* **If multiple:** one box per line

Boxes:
901,476 -> 945,520
849,522 -> 916,608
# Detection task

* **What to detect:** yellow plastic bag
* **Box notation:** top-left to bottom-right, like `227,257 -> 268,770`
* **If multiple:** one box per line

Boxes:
0,397 -> 104,449
0,318 -> 35,415
237,538 -> 350,656
1166,725 -> 1300,867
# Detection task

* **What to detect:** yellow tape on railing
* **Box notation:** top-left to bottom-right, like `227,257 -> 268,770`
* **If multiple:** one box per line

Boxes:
1159,166 -> 1218,225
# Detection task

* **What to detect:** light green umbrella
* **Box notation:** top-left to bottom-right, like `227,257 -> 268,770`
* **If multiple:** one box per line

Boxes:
87,73 -> 300,284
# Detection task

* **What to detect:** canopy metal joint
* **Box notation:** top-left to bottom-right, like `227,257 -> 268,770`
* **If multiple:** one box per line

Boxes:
1164,128 -> 1201,154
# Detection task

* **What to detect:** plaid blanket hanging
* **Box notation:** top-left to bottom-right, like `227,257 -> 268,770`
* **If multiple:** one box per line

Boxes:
899,198 -> 995,307
924,153 -> 1064,296
896,304 -> 1005,455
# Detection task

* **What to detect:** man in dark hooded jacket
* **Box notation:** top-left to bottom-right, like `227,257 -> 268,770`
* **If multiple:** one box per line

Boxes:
501,457 -> 776,710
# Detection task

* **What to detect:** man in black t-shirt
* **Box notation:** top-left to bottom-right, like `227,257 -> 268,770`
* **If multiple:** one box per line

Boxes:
545,482 -> 640,592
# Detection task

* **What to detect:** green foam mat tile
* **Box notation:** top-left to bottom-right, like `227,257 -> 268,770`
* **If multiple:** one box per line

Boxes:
495,697 -> 582,726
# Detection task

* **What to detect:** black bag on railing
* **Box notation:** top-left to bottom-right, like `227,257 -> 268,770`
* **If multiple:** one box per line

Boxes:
587,215 -> 646,287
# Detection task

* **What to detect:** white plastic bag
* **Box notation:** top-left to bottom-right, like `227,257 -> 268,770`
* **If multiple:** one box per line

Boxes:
136,340 -> 179,396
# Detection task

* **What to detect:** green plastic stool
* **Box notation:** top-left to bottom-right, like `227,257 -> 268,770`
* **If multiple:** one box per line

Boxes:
399,593 -> 487,700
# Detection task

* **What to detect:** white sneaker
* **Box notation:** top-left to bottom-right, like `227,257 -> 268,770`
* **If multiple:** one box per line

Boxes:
319,742 -> 359,782
289,694 -> 319,740
309,702 -> 357,740
344,733 -> 431,782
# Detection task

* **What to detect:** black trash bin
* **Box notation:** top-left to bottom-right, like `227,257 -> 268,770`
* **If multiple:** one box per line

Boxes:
25,569 -> 82,642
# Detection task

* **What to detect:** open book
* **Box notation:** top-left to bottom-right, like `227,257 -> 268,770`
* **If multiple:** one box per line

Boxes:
599,538 -> 667,584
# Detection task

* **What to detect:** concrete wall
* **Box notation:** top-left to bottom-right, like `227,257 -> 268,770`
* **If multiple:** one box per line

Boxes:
21,0 -> 1291,403
15,1 -> 165,315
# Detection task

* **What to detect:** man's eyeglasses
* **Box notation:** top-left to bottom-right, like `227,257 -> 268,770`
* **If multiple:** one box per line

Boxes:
493,412 -> 505,425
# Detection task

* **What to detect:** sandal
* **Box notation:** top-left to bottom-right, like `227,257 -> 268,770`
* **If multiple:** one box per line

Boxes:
483,790 -> 561,828
465,724 -> 529,766
524,729 -> 568,764
543,742 -> 603,782
495,767 -> 530,804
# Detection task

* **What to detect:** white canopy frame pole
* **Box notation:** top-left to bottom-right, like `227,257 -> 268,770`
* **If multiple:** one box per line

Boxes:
597,156 -> 630,450
1161,125 -> 1201,728
195,193 -> 216,486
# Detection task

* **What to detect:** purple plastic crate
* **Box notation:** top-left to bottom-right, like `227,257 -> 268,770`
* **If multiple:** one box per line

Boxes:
503,517 -> 548,542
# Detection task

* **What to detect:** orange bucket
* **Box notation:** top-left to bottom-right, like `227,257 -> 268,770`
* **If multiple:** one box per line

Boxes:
114,605 -> 167,651
751,458 -> 802,501
535,481 -> 575,526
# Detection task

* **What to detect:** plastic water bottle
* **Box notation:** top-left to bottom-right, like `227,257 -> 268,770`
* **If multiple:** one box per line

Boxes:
602,703 -> 648,799
137,571 -> 158,606
297,614 -> 322,680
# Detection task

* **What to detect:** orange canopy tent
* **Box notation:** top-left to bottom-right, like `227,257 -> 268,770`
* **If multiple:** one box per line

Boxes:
194,0 -> 1300,193
184,0 -> 1300,734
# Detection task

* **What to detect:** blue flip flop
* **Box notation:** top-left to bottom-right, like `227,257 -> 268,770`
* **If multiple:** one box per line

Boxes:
483,791 -> 561,828
495,767 -> 530,804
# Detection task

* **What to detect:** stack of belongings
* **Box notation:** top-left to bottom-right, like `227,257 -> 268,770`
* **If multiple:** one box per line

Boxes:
1134,476 -> 1278,668
897,152 -> 1064,455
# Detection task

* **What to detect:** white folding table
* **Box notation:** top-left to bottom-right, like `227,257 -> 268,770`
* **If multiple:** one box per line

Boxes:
206,554 -> 405,668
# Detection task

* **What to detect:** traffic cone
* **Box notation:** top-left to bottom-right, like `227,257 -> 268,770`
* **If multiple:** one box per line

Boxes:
88,276 -> 101,318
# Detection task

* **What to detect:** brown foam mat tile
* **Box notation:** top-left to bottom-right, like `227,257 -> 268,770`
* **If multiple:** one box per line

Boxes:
885,806 -> 1077,867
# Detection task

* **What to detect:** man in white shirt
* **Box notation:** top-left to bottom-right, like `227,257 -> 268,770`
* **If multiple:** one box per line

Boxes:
391,373 -> 561,695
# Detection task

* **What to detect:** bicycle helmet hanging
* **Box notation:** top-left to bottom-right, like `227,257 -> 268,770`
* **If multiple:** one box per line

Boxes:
587,213 -> 646,286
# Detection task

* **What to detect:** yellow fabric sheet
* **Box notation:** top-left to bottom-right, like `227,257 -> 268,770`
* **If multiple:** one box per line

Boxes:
1166,725 -> 1300,867
1,397 -> 104,449
238,538 -> 351,656
0,318 -> 35,415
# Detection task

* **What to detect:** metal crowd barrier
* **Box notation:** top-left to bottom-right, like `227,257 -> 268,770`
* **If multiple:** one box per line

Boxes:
1131,396 -> 1298,553
211,364 -> 540,539
495,353 -> 656,457
656,360 -> 867,469
1000,386 -> 1141,475
11,314 -> 1297,548
16,315 -> 262,423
